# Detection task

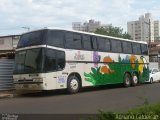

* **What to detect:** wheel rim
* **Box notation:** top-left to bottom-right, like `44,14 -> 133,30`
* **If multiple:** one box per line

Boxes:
133,75 -> 138,84
70,79 -> 78,90
126,77 -> 130,85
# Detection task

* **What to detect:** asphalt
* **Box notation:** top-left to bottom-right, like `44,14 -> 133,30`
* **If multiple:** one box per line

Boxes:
0,83 -> 160,114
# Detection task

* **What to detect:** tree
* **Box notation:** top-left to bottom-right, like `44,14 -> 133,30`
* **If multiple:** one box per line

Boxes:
95,26 -> 131,39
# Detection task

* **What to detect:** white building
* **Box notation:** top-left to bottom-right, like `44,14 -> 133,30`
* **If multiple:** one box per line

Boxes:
72,22 -> 81,31
127,13 -> 155,42
72,19 -> 110,33
0,35 -> 20,58
154,21 -> 160,41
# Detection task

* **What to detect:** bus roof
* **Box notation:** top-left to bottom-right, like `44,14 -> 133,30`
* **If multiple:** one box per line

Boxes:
21,28 -> 148,44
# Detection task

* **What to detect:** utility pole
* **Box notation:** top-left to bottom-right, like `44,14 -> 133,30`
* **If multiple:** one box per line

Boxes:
144,19 -> 151,54
148,19 -> 151,52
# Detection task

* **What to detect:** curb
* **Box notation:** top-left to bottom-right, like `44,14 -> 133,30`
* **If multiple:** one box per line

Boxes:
0,91 -> 15,99
0,94 -> 13,99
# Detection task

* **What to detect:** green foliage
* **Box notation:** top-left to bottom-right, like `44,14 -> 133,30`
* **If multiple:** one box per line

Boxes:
86,103 -> 160,120
84,67 -> 107,86
95,26 -> 131,39
139,66 -> 149,82
84,55 -> 149,86
127,103 -> 160,120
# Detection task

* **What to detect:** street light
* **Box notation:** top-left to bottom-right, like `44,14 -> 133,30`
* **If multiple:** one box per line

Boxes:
21,27 -> 30,31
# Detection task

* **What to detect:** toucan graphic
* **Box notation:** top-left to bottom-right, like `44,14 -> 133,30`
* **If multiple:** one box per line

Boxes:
138,56 -> 147,75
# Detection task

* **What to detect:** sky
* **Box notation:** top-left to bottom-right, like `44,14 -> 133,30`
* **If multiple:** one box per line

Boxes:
0,0 -> 160,36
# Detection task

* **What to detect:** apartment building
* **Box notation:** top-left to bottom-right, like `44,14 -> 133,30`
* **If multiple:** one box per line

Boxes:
154,21 -> 160,41
72,19 -> 110,33
127,13 -> 155,42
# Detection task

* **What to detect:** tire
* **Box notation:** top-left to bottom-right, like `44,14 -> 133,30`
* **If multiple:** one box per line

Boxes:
67,75 -> 80,94
150,78 -> 153,84
123,73 -> 131,87
131,73 -> 138,86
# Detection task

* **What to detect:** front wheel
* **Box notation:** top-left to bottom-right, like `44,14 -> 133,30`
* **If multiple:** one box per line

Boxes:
123,73 -> 131,87
67,75 -> 80,94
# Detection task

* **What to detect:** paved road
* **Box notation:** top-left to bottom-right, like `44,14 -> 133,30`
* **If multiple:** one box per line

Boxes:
0,83 -> 160,114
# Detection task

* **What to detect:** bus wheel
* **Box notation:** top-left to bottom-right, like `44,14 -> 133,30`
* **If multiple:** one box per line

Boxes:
123,73 -> 131,87
67,75 -> 80,94
131,73 -> 138,86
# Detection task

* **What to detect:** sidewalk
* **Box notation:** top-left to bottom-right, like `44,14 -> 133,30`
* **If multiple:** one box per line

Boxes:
0,91 -> 14,99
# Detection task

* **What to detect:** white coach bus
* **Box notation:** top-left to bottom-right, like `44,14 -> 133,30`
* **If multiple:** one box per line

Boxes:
13,29 -> 149,93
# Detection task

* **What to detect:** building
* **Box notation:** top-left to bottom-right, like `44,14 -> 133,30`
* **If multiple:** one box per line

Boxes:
72,19 -> 111,33
0,35 -> 20,91
127,13 -> 156,42
0,35 -> 20,58
154,21 -> 160,41
149,42 -> 160,68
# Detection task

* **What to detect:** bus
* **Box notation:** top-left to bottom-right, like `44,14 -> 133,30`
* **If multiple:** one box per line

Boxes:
13,28 -> 149,94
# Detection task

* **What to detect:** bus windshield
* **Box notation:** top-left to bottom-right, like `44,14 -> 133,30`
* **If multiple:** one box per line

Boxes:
17,30 -> 46,48
14,48 -> 44,74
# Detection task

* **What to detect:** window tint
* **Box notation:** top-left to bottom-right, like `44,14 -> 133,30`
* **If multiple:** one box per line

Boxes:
83,36 -> 97,50
57,51 -> 65,70
47,30 -> 64,48
17,30 -> 45,48
122,42 -> 132,54
91,36 -> 98,50
14,51 -> 26,73
132,43 -> 141,54
98,37 -> 110,51
141,44 -> 148,55
45,49 -> 65,72
111,39 -> 122,53
25,48 -> 43,73
45,49 -> 57,71
83,35 -> 92,50
65,32 -> 82,49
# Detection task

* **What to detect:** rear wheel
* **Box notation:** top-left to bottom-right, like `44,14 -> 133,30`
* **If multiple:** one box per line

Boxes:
131,73 -> 138,86
123,73 -> 131,87
150,78 -> 153,84
67,75 -> 80,94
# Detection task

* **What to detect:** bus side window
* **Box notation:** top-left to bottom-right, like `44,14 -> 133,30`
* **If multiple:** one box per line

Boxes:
122,42 -> 132,54
65,32 -> 82,49
111,39 -> 122,53
47,30 -> 64,48
141,44 -> 148,55
91,36 -> 98,50
132,43 -> 141,55
104,39 -> 110,52
83,35 -> 92,50
57,51 -> 65,70
45,49 -> 57,72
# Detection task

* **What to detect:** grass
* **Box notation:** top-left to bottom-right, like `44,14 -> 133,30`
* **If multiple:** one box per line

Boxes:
127,102 -> 160,116
87,103 -> 160,120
